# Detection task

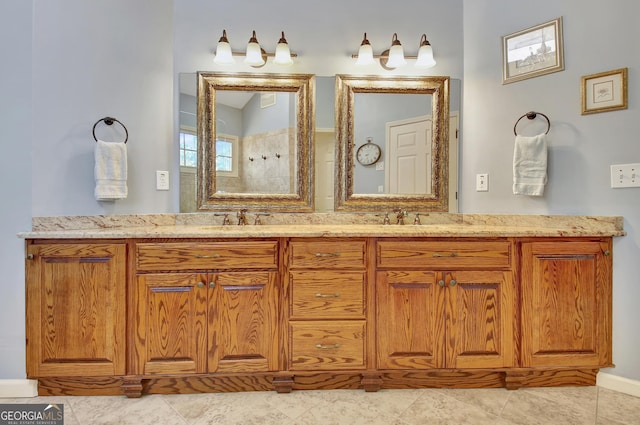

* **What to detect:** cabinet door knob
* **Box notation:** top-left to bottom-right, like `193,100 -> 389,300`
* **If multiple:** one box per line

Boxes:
26,253 -> 34,260
438,280 -> 445,287
197,282 -> 205,288
449,279 -> 457,287
209,281 -> 216,288
604,250 -> 611,256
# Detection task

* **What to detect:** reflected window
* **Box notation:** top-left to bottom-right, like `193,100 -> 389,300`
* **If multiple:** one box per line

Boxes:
215,134 -> 239,177
179,128 -> 198,167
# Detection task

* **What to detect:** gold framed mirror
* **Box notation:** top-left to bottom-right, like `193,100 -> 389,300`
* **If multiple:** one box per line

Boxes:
197,72 -> 315,211
335,74 -> 450,212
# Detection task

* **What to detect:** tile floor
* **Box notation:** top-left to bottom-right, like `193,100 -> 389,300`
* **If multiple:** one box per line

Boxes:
2,386 -> 639,425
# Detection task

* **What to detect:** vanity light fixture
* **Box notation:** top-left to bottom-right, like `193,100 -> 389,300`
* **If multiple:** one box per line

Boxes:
213,29 -> 297,68
244,30 -> 265,66
415,34 -> 436,68
213,30 -> 234,64
355,33 -> 375,65
352,33 -> 436,70
273,32 -> 294,66
385,33 -> 407,68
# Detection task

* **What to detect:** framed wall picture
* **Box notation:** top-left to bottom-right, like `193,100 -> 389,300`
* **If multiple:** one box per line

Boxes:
502,17 -> 565,84
581,68 -> 628,115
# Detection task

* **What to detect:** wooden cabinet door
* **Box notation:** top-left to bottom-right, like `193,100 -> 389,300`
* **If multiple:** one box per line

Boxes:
376,270 -> 445,369
446,271 -> 514,368
134,273 -> 208,374
521,241 -> 612,367
208,271 -> 279,373
26,243 -> 126,377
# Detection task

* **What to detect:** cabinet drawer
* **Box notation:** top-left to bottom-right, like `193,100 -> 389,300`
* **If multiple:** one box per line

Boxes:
289,240 -> 366,269
377,240 -> 511,269
136,241 -> 278,271
289,321 -> 366,370
290,271 -> 365,319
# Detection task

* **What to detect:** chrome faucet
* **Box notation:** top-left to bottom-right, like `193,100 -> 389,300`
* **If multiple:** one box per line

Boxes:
237,209 -> 248,226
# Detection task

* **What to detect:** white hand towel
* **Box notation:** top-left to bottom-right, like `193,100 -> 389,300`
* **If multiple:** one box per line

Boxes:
94,139 -> 128,200
513,134 -> 547,196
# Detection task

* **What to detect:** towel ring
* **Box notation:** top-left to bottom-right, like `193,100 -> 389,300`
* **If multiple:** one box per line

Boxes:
92,116 -> 128,143
513,111 -> 550,136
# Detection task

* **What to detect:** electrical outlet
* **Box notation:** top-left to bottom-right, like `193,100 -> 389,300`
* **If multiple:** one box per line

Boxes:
156,171 -> 169,190
611,163 -> 640,188
476,173 -> 489,192
376,161 -> 384,171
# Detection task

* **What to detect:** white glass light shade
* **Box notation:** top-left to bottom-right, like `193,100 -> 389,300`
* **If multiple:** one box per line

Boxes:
213,30 -> 234,64
386,43 -> 406,68
355,33 -> 375,65
415,35 -> 436,68
244,31 -> 265,66
273,32 -> 293,66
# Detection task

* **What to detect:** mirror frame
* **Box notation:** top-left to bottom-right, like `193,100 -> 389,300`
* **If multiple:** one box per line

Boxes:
335,74 -> 450,212
197,72 -> 315,212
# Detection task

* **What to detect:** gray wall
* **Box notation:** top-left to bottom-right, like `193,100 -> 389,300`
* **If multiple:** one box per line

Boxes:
2,0 -> 638,383
0,0 -> 32,379
462,0 -> 640,380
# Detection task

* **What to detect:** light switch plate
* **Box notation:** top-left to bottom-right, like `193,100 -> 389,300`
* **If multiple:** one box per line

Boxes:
476,173 -> 489,191
611,163 -> 640,188
156,170 -> 169,190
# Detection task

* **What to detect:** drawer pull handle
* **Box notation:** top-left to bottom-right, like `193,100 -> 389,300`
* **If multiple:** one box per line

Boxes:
438,280 -> 445,287
433,252 -> 457,258
315,293 -> 340,298
315,253 -> 341,258
449,279 -> 457,287
195,254 -> 221,259
315,343 -> 340,349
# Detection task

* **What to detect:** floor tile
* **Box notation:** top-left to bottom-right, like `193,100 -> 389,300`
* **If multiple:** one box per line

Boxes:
500,388 -> 597,425
67,394 -> 188,425
397,389 -> 500,425
429,388 -> 512,417
596,387 -> 640,425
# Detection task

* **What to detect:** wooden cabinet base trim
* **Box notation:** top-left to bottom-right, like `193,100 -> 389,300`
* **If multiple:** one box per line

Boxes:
32,367 -> 601,397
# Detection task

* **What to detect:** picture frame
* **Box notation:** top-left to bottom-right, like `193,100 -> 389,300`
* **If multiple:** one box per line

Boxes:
502,17 -> 564,84
581,68 -> 628,115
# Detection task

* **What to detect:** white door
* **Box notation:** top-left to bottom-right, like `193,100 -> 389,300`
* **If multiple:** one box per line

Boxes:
314,130 -> 335,212
385,116 -> 431,194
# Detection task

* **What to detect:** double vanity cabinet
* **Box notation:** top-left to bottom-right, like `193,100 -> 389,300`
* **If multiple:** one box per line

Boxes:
22,215 -> 623,397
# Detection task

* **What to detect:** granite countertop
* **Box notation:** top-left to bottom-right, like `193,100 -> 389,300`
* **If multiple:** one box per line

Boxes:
18,213 -> 626,239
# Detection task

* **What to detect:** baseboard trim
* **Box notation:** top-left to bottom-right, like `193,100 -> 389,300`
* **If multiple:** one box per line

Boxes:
597,372 -> 640,398
0,379 -> 38,398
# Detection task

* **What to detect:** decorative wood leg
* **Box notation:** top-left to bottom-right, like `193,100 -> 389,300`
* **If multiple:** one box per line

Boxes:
121,376 -> 144,398
361,372 -> 383,392
273,374 -> 294,393
504,371 -> 526,390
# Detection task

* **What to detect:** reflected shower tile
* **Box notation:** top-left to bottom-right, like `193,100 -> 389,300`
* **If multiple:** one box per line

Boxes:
596,387 -> 640,424
501,389 -> 596,425
67,395 -> 187,425
396,390 -> 499,425
429,388 -> 511,417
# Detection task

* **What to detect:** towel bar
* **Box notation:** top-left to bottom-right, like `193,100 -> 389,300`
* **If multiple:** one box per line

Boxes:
514,111 -> 550,136
92,116 -> 129,143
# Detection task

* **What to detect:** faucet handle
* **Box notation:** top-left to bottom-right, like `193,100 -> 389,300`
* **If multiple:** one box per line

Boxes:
214,213 -> 232,226
254,213 -> 271,225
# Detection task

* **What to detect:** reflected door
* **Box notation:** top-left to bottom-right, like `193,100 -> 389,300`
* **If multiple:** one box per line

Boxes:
386,117 -> 432,194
